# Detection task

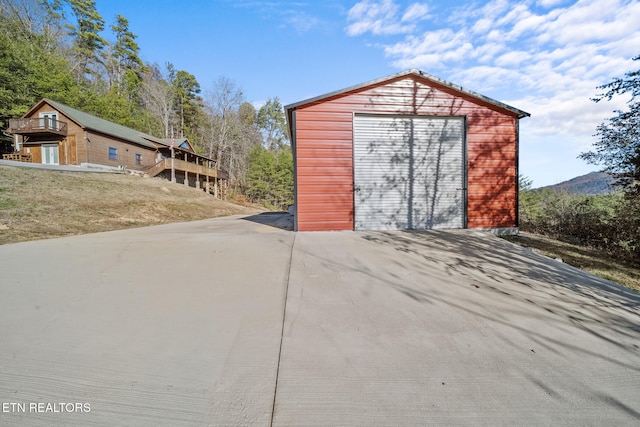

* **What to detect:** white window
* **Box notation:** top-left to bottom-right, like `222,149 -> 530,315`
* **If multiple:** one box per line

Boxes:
42,144 -> 59,165
39,112 -> 59,131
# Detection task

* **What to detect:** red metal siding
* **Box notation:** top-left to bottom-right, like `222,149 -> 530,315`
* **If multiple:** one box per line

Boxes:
295,107 -> 353,231
294,75 -> 519,231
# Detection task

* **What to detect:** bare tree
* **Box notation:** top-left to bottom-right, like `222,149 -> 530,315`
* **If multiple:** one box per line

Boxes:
204,76 -> 243,158
2,0 -> 67,49
202,77 -> 262,192
141,63 -> 174,138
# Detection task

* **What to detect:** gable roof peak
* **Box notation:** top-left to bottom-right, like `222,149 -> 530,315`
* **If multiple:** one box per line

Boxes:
284,69 -> 530,119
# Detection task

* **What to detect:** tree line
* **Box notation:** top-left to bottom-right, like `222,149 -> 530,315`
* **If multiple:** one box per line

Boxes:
0,0 -> 292,209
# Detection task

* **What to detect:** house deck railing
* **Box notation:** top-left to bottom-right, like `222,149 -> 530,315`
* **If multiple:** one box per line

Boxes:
145,158 -> 219,179
8,118 -> 68,136
2,153 -> 33,162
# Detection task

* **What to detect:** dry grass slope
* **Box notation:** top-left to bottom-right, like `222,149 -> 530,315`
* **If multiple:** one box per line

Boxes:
0,165 -> 263,244
504,233 -> 640,292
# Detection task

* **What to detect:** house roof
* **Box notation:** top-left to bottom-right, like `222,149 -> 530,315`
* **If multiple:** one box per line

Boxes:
284,69 -> 531,119
35,99 -> 159,150
25,99 -> 208,161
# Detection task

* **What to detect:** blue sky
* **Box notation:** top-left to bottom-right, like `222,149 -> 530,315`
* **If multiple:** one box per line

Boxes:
94,0 -> 640,187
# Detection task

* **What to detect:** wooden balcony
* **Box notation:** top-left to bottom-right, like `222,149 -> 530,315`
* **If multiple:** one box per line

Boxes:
8,118 -> 68,137
146,157 -> 224,180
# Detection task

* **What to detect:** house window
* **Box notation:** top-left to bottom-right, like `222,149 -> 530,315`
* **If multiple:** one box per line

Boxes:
135,153 -> 142,165
42,144 -> 59,165
39,112 -> 58,131
109,147 -> 117,161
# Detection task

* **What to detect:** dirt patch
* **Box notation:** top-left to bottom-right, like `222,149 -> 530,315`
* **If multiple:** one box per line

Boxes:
0,165 -> 263,244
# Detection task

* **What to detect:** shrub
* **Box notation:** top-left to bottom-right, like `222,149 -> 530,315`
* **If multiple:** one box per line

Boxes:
519,186 -> 638,262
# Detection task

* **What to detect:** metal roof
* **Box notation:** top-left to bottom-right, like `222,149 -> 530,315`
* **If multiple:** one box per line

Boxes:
41,99 -> 159,149
284,69 -> 530,119
26,99 -> 215,162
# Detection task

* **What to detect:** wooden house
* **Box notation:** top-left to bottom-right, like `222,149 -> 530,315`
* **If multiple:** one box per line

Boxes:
285,69 -> 530,233
4,99 -> 226,194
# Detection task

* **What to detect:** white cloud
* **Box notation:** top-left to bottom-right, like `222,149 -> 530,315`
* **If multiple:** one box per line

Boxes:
475,0 -> 512,21
346,0 -> 430,36
285,11 -> 319,33
536,0 -> 640,45
472,18 -> 493,34
402,3 -> 430,22
494,50 -> 531,67
452,65 -> 522,92
384,29 -> 459,55
345,0 -> 640,186
475,42 -> 507,63
514,93 -> 626,141
537,0 -> 568,7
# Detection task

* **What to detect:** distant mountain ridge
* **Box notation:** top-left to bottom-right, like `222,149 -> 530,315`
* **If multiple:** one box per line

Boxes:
539,171 -> 616,195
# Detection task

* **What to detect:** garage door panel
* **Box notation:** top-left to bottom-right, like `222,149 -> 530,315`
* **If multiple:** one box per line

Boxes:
354,116 -> 409,230
412,117 -> 464,229
354,115 -> 465,230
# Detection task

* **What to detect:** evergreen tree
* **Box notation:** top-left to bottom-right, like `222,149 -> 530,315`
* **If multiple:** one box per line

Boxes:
0,3 -> 78,126
246,145 -> 276,205
257,97 -> 289,149
245,145 -> 293,209
61,0 -> 107,82
171,70 -> 201,138
108,14 -> 143,91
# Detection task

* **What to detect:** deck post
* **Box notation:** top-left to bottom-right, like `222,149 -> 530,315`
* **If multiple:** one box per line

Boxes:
183,153 -> 188,186
171,148 -> 176,183
196,158 -> 201,189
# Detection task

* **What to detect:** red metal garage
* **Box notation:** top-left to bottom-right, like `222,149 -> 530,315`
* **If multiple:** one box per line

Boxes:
284,69 -> 530,232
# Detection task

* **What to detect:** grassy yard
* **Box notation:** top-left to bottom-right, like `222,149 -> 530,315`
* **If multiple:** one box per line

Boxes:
503,233 -> 640,292
0,165 -> 263,245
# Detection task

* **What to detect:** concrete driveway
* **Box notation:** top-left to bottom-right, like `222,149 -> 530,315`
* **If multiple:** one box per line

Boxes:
1,214 -> 638,426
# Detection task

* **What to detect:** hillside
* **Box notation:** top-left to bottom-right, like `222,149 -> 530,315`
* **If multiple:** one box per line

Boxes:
0,166 -> 263,245
540,171 -> 615,194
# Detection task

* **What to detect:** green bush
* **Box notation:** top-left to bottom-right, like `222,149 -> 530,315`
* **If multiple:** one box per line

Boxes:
519,181 -> 638,261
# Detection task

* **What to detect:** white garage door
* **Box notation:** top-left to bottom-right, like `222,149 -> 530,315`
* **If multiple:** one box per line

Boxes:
354,115 -> 465,230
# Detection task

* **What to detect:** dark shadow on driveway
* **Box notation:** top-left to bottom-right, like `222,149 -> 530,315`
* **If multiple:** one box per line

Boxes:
363,230 -> 640,311
289,228 -> 640,419
242,212 -> 294,231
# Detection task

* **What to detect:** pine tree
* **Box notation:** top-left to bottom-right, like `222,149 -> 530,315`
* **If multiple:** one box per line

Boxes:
64,0 -> 107,82
171,70 -> 201,138
257,97 -> 289,149
108,14 -> 143,91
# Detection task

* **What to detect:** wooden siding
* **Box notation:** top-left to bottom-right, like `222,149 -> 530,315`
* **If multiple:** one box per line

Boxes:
86,130 -> 156,170
21,145 -> 42,163
17,103 -> 86,166
293,75 -> 519,231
